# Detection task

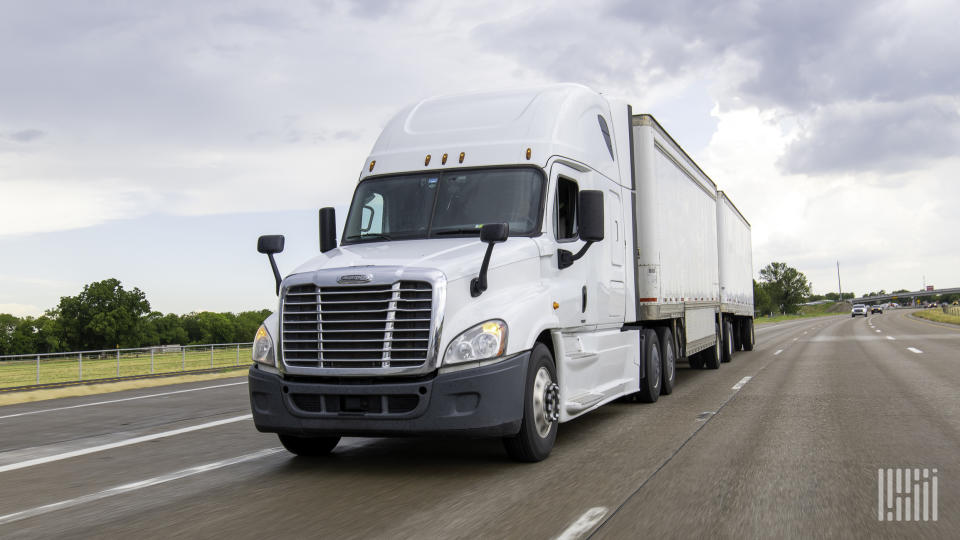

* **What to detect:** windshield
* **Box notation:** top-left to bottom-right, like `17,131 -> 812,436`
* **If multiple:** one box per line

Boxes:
342,167 -> 544,244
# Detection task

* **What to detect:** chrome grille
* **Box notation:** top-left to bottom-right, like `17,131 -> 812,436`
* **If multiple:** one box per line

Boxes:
281,281 -> 433,369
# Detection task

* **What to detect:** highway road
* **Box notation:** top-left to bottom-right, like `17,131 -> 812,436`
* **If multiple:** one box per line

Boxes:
1,309 -> 957,538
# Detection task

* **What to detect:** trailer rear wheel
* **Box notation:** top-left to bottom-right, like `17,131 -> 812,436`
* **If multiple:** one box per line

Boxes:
721,319 -> 734,363
278,434 -> 340,457
637,329 -> 662,403
503,343 -> 558,462
741,318 -> 754,351
655,327 -> 676,395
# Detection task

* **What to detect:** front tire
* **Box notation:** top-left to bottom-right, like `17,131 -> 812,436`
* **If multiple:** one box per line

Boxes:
278,434 -> 340,457
638,329 -> 662,402
503,343 -> 558,462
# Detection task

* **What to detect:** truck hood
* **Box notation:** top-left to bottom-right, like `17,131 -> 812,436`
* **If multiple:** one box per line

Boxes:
288,237 -> 540,282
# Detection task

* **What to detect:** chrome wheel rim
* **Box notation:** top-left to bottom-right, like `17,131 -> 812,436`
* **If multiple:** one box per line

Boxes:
648,349 -> 660,388
665,342 -> 674,382
532,367 -> 556,438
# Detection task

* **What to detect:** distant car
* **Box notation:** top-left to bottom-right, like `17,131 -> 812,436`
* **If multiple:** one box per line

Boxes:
851,304 -> 868,317
870,305 -> 883,314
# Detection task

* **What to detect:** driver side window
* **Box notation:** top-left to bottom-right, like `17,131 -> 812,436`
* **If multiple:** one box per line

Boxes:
554,177 -> 579,242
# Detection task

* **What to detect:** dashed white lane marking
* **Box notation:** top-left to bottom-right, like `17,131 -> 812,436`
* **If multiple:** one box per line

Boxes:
907,347 -> 923,354
887,336 -> 896,340
793,337 -> 798,341
555,506 -> 609,540
774,349 -> 783,356
0,447 -> 283,526
732,376 -> 753,391
0,382 -> 247,421
0,414 -> 252,474
875,330 -> 882,333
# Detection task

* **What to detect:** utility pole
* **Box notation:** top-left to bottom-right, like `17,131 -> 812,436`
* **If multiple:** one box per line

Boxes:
837,260 -> 843,303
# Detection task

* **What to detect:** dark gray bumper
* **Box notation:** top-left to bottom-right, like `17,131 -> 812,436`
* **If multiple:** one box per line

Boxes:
248,352 -> 529,438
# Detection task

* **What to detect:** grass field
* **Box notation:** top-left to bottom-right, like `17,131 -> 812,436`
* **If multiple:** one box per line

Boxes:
0,345 -> 253,389
754,302 -> 848,324
913,306 -> 960,326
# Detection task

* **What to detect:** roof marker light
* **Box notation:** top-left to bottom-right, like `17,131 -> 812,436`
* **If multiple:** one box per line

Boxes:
442,153 -> 448,165
425,154 -> 431,166
369,160 -> 376,172
525,148 -> 531,160
459,152 -> 465,163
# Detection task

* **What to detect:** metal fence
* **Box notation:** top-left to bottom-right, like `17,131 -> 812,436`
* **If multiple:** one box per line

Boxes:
0,343 -> 253,389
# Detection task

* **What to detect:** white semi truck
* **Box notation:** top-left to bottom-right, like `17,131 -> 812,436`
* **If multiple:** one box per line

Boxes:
250,84 -> 754,462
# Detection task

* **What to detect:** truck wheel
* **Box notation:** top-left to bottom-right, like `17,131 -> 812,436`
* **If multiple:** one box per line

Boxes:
655,327 -> 676,395
638,329 -> 662,402
741,318 -> 754,351
503,343 -> 558,462
703,324 -> 721,369
278,434 -> 340,457
721,319 -> 734,363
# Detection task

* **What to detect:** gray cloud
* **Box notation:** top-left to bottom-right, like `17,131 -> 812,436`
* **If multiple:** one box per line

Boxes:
8,129 -> 45,142
474,0 -> 960,175
780,98 -> 960,175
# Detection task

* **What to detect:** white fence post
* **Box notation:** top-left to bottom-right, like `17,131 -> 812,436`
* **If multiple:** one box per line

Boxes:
79,353 -> 83,381
182,347 -> 186,370
116,349 -> 120,377
236,344 -> 240,366
210,345 -> 214,368
150,349 -> 154,374
36,355 -> 40,384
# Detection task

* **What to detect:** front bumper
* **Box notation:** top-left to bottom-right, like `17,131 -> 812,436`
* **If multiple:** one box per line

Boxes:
248,351 -> 529,438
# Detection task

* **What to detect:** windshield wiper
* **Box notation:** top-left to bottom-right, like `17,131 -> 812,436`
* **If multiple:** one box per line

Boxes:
344,233 -> 393,242
433,228 -> 483,236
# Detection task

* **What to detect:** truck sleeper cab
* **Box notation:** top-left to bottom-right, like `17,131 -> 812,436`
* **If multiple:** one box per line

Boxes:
249,84 -> 755,462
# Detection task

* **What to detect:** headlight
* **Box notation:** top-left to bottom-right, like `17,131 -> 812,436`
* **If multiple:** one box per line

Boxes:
442,320 -> 508,365
252,325 -> 275,366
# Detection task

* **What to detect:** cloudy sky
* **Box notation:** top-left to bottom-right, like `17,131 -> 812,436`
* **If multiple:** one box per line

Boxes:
2,0 -> 958,317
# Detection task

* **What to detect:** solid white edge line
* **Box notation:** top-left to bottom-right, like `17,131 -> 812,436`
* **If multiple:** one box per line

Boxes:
731,376 -> 752,391
907,347 -> 923,354
0,382 -> 248,421
555,507 -> 608,540
774,349 -> 783,355
0,447 -> 283,526
0,414 -> 252,474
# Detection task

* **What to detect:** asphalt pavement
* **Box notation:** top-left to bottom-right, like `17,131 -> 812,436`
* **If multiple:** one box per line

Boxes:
0,310 -> 956,538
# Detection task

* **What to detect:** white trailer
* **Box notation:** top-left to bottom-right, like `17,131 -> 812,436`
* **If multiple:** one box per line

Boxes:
249,84 -> 755,462
716,191 -> 755,356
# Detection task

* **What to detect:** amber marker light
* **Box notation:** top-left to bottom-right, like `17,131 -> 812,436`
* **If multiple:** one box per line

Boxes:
525,148 -> 532,160
425,154 -> 431,166
442,153 -> 448,165
369,160 -> 375,172
553,302 -> 559,310
459,152 -> 465,163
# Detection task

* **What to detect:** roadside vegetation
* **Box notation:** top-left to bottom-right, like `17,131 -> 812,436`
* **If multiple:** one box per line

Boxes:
913,306 -> 960,326
0,278 -> 269,356
0,345 -> 252,388
755,301 -> 846,324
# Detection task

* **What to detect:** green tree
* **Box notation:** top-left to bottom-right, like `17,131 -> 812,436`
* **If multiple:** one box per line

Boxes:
52,278 -> 151,350
753,279 -> 775,316
758,262 -> 812,315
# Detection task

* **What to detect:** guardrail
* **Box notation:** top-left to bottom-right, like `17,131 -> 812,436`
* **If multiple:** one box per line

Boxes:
0,343 -> 252,389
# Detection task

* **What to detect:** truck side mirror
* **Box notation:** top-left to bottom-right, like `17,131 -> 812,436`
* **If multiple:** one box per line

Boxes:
257,235 -> 285,295
471,223 -> 509,297
319,207 -> 337,253
578,190 -> 604,242
558,190 -> 604,269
